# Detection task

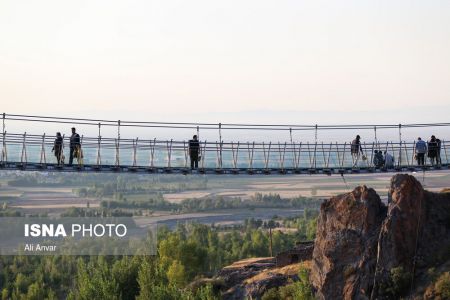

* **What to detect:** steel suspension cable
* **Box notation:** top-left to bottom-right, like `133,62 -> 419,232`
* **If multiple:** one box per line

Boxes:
3,113 -> 450,134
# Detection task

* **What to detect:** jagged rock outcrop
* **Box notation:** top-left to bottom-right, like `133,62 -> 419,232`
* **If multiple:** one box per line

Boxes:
310,185 -> 387,299
311,174 -> 450,300
372,174 -> 450,299
193,174 -> 449,299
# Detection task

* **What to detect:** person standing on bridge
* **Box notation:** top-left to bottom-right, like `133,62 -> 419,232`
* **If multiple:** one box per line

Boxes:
436,137 -> 442,166
52,132 -> 63,165
351,135 -> 365,167
415,137 -> 427,166
189,135 -> 200,170
69,127 -> 81,166
384,151 -> 394,168
427,135 -> 438,166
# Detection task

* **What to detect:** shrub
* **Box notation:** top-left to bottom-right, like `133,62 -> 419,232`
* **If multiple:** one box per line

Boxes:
434,272 -> 450,299
382,266 -> 410,298
261,267 -> 314,300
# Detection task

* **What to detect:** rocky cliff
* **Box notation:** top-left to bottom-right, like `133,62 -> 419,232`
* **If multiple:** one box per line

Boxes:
310,185 -> 386,299
311,174 -> 450,300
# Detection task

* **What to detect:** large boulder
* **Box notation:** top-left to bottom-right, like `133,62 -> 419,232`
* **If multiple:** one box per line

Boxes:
371,174 -> 450,299
310,185 -> 386,299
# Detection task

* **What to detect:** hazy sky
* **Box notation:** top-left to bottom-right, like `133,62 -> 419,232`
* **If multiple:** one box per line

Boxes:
1,0 -> 450,127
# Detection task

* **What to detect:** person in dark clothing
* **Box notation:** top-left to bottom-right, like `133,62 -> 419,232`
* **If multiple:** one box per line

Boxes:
436,137 -> 442,166
373,150 -> 384,168
351,135 -> 364,167
188,135 -> 200,169
427,135 -> 438,166
52,132 -> 63,165
69,127 -> 81,166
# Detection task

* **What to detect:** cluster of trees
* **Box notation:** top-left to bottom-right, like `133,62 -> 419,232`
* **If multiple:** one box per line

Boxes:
7,173 -> 208,193
6,176 -> 40,187
0,215 -> 317,299
282,209 -> 319,241
0,209 -> 21,217
0,199 -> 21,217
102,194 -> 178,211
61,207 -> 133,217
72,175 -> 208,199
100,193 -> 321,214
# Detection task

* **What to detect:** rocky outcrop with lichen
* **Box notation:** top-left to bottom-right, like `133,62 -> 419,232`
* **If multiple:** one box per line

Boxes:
372,174 -> 450,299
310,185 -> 386,299
310,174 -> 450,300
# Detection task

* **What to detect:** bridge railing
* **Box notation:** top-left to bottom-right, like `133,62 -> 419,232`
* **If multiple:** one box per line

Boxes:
1,132 -> 448,170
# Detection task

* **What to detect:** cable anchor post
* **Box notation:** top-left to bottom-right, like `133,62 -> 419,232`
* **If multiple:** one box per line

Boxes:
21,132 -> 27,166
1,113 -> 5,164
290,127 -> 297,170
315,124 -> 318,143
132,137 -> 138,167
97,123 -> 102,166
40,133 -> 46,165
374,126 -> 378,147
218,123 -> 223,168
398,123 -> 402,167
2,113 -> 5,137
115,120 -> 121,167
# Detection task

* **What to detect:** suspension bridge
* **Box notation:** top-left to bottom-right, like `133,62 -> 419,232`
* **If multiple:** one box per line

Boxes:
0,113 -> 449,175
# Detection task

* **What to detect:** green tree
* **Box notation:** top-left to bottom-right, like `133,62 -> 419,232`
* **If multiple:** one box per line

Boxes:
166,260 -> 186,287
71,258 -> 120,300
1,288 -> 9,300
14,273 -> 29,296
26,282 -> 45,300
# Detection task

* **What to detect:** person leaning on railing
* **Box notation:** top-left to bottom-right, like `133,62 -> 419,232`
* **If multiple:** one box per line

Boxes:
415,137 -> 427,166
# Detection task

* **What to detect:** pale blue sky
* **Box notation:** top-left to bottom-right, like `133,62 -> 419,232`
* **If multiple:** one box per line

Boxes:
1,0 -> 450,129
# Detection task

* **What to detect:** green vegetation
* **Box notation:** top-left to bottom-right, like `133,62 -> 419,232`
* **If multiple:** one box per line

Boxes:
70,174 -> 207,197
433,272 -> 450,299
262,267 -> 314,300
7,173 -> 207,191
0,213 -> 317,299
100,193 -> 320,214
0,172 -> 323,298
379,266 -> 410,298
0,201 -> 21,217
282,209 -> 318,241
61,207 -> 133,217
101,193 -> 178,211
